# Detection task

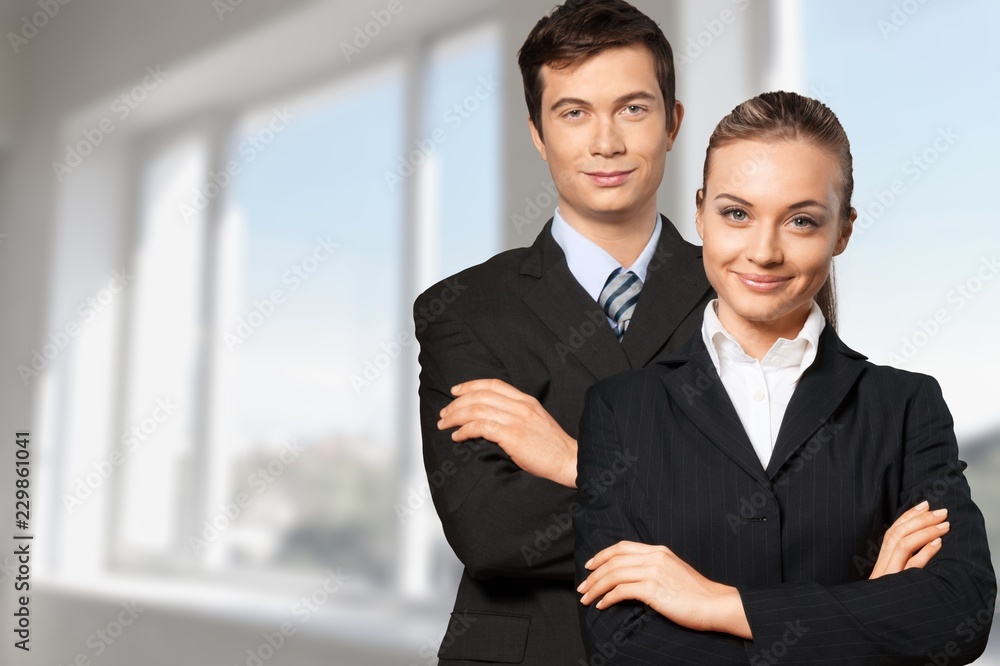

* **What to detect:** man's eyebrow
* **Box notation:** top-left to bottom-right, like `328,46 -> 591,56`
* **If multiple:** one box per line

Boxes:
549,90 -> 658,112
714,193 -> 830,212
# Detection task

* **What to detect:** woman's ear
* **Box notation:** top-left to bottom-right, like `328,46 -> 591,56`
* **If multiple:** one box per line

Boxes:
695,188 -> 706,240
834,206 -> 856,256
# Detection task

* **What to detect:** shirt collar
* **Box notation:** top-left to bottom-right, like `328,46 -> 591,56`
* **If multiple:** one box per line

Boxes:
550,207 -> 662,302
701,298 -> 826,375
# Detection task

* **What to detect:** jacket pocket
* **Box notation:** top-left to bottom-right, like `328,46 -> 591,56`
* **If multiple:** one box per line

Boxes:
437,610 -> 531,663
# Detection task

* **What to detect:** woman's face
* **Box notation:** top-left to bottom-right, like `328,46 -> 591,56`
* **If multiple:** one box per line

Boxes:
696,138 -> 854,332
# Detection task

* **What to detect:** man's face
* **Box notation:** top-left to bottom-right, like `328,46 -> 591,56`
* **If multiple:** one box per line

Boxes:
529,44 -> 682,226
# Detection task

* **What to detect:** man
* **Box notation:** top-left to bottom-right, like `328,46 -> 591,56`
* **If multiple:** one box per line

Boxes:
413,2 -> 711,663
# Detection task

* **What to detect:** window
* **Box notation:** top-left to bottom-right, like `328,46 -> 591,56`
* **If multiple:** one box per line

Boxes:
103,20 -> 502,604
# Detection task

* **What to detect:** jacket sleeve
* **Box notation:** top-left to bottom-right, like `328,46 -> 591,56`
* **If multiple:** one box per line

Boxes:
738,375 -> 997,665
574,379 -> 751,665
413,289 -> 577,580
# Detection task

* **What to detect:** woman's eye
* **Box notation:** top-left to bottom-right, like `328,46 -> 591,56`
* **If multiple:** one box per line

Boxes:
724,208 -> 748,222
790,216 -> 818,228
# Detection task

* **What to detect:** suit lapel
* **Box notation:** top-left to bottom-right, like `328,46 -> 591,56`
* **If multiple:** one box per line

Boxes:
659,335 -> 770,486
765,325 -> 868,479
621,215 -> 712,369
521,220 -> 631,380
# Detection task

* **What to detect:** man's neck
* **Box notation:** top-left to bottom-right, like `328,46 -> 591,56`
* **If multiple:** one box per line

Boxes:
558,203 -> 658,268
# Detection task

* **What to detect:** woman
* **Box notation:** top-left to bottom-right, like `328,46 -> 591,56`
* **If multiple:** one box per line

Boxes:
574,92 -> 995,664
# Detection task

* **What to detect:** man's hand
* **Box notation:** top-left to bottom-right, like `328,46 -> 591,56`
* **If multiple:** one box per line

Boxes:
578,540 -> 752,639
437,378 -> 577,488
869,500 -> 949,579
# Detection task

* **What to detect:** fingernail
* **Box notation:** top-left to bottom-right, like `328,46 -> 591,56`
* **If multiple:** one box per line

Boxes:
451,384 -> 462,393
938,521 -> 950,530
585,558 -> 594,569
915,500 -> 929,511
577,581 -> 585,592
933,508 -> 948,516
932,537 -> 942,546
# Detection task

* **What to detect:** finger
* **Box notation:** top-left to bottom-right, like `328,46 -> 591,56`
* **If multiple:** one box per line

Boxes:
595,582 -> 646,610
582,565 -> 651,604
452,378 -> 527,401
441,389 -> 535,420
902,521 -> 950,554
450,420 -> 505,444
439,403 -> 513,430
887,504 -> 945,540
580,554 -> 651,593
905,537 -> 944,570
587,541 -> 657,570
874,519 -> 951,578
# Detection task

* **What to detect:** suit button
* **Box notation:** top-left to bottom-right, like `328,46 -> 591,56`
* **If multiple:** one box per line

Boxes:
752,390 -> 765,402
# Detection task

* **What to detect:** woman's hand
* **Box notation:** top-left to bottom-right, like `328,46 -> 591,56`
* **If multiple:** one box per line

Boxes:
869,500 -> 950,579
578,540 -> 751,638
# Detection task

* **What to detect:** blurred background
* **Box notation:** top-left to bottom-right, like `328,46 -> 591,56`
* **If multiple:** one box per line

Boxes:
0,0 -> 997,664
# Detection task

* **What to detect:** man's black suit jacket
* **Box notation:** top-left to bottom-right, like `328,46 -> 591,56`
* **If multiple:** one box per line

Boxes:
576,324 -> 997,664
413,216 -> 714,664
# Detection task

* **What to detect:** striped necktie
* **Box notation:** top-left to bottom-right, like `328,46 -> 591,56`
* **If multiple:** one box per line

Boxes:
599,268 -> 643,341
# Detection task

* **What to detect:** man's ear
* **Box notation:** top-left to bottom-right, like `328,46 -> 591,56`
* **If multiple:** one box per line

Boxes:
695,188 -> 705,240
665,100 -> 685,152
834,207 -> 856,256
528,116 -> 547,162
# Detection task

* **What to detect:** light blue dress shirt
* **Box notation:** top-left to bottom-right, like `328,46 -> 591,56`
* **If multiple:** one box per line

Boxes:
550,207 -> 662,330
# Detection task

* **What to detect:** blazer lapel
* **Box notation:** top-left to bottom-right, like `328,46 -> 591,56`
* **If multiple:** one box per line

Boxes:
659,335 -> 770,486
764,325 -> 868,479
621,215 -> 713,369
521,220 -> 631,380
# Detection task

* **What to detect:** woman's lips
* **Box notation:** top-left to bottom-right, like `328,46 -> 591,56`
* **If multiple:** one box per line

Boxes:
735,273 -> 792,293
586,170 -> 634,186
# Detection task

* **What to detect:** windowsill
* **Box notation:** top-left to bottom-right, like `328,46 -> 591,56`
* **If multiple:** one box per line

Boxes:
34,572 -> 449,651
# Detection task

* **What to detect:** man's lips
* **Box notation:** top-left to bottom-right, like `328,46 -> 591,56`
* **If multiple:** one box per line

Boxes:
734,272 -> 792,293
585,169 -> 634,186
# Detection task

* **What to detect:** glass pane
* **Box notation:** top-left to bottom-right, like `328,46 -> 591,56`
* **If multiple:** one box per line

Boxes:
204,64 -> 405,591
